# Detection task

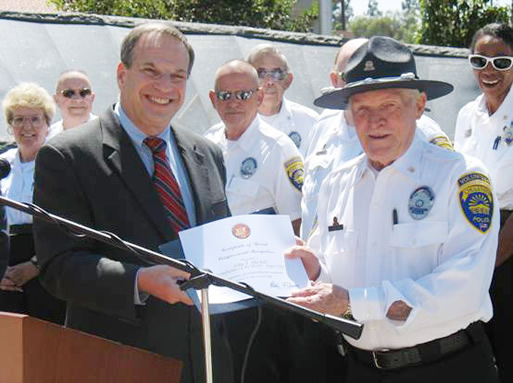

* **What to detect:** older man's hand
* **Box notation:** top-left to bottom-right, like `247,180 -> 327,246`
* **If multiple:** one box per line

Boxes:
287,281 -> 349,316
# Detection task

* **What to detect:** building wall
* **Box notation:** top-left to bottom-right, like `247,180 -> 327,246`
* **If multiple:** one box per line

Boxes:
0,12 -> 478,141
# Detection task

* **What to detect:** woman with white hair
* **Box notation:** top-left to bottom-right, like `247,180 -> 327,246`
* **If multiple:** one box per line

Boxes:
0,82 -> 65,324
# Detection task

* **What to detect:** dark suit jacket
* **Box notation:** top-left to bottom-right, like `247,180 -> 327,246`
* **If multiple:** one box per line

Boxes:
33,107 -> 231,383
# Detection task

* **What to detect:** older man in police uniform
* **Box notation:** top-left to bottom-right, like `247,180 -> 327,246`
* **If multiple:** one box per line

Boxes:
302,39 -> 453,241
287,36 -> 499,383
247,44 -> 319,157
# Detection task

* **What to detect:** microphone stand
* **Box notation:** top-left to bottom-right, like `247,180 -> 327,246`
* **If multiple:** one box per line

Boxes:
0,196 -> 363,383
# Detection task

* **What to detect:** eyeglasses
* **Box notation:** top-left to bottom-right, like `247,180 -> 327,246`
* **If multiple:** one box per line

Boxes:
257,69 -> 287,82
61,88 -> 92,98
11,115 -> 45,128
215,89 -> 256,101
468,54 -> 513,71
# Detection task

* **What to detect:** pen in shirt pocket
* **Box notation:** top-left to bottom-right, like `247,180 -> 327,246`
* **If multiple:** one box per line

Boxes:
392,208 -> 398,225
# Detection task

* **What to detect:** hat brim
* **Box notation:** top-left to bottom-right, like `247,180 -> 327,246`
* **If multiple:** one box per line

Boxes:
314,78 -> 454,110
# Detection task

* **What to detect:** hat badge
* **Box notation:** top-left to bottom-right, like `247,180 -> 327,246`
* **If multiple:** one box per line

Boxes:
363,60 -> 375,72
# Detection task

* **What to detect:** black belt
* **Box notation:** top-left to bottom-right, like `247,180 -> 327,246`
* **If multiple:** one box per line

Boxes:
346,322 -> 483,370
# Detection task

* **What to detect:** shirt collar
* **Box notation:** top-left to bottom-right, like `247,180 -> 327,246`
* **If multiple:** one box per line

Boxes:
477,85 -> 513,122
355,130 -> 423,184
114,102 -> 171,147
230,115 -> 261,153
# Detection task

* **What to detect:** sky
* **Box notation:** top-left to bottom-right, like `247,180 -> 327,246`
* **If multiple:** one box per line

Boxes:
352,0 -> 511,16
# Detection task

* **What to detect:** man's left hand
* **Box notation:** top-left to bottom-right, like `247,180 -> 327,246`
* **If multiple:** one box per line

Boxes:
4,261 -> 39,287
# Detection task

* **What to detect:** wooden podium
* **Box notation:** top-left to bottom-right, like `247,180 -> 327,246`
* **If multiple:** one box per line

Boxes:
0,312 -> 182,383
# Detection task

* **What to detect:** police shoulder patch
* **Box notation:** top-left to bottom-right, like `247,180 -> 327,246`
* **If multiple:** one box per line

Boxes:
429,135 -> 454,151
458,172 -> 493,233
284,156 -> 304,191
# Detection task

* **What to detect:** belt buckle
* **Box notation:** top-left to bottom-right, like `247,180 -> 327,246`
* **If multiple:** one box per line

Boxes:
372,350 -> 386,369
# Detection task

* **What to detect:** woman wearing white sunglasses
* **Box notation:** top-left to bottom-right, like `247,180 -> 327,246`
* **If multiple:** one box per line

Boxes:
454,23 -> 513,383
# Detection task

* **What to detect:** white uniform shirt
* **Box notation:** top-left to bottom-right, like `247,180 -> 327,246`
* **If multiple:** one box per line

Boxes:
47,113 -> 98,140
314,134 -> 497,350
259,98 -> 319,157
301,113 -> 452,240
0,148 -> 35,226
301,111 -> 361,239
454,88 -> 513,209
204,116 -> 303,219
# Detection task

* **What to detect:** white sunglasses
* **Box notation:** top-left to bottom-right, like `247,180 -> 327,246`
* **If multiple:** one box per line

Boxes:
468,54 -> 513,71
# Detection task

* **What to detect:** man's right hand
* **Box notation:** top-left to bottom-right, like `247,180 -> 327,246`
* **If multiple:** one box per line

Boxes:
137,265 -> 193,305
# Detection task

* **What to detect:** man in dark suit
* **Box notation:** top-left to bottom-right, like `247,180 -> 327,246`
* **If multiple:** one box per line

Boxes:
33,23 -> 232,383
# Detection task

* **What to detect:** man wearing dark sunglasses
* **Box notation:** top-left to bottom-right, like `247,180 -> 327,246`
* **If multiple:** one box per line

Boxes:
247,44 -> 319,157
205,60 -> 307,382
206,60 -> 303,232
48,69 -> 96,139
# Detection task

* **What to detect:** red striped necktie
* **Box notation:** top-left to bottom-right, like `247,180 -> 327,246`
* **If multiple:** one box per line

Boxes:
144,137 -> 190,233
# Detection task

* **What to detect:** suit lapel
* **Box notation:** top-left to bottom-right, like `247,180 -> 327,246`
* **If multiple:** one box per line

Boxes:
100,109 -> 175,241
172,128 -> 211,225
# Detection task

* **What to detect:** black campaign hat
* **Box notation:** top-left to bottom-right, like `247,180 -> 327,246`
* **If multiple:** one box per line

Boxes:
314,36 -> 454,110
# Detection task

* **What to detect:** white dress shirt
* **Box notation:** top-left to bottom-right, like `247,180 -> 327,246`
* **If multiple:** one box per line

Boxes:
454,87 -> 513,209
204,115 -> 303,220
47,113 -> 98,140
314,134 -> 498,351
259,98 -> 319,157
0,148 -> 34,227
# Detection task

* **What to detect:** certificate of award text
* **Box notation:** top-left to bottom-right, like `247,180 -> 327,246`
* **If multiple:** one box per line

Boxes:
178,214 -> 309,307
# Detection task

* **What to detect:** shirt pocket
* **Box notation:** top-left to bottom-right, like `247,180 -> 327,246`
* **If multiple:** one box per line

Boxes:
390,221 -> 449,248
227,177 -> 259,198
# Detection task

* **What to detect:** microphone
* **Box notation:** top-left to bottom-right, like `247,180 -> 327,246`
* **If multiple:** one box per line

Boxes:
0,158 -> 10,180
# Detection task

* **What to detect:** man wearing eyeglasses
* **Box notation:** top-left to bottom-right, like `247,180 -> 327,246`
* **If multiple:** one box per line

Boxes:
48,69 -> 97,139
205,60 -> 303,234
205,60 -> 308,382
247,44 -> 319,157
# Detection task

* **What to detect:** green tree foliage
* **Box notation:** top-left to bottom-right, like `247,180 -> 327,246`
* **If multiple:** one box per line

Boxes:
349,6 -> 420,44
402,0 -> 420,12
366,0 -> 382,17
333,0 -> 354,31
49,0 -> 318,32
401,0 -> 420,43
418,0 -> 510,47
350,14 -> 402,40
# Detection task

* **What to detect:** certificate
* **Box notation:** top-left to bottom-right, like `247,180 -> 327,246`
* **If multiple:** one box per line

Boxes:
178,215 -> 308,309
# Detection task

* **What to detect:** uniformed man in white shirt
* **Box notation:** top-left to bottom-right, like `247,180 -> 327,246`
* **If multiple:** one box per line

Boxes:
205,59 -> 308,383
48,70 -> 97,139
302,39 -> 453,241
287,36 -> 499,383
247,44 -> 319,157
205,59 -> 303,235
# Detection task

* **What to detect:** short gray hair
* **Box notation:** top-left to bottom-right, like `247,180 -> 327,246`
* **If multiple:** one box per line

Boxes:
120,23 -> 195,76
247,44 -> 290,72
